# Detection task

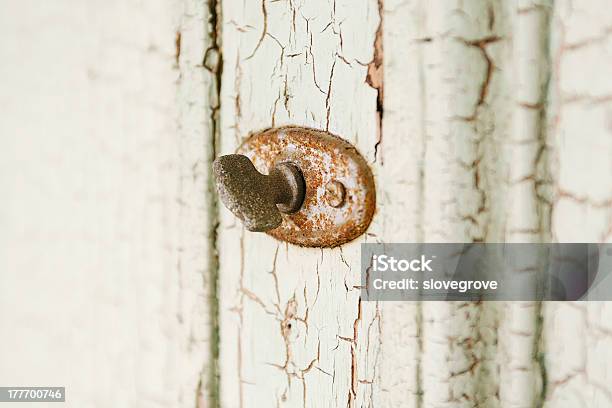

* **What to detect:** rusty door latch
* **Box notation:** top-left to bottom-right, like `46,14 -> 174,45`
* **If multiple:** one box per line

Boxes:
213,126 -> 376,247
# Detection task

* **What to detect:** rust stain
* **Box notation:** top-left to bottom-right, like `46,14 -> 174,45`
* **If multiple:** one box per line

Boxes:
238,126 -> 376,247
366,0 -> 384,101
174,31 -> 181,66
367,0 -> 384,163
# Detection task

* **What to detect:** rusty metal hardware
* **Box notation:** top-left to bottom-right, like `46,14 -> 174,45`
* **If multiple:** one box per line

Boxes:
213,126 -> 376,247
213,155 -> 306,232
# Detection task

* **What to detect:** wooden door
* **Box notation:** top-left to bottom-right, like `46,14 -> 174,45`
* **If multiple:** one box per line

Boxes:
1,0 -> 610,407
216,1 -> 612,407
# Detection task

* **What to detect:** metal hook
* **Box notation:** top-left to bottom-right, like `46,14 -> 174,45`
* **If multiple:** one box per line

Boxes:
213,154 -> 306,232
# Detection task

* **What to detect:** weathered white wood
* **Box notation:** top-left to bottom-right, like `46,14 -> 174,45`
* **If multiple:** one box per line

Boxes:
0,1 -> 217,406
218,0 -> 381,406
410,1 -> 513,406
376,0 -> 423,405
355,0 -> 609,407
1,0 -> 610,407
219,0 -> 611,407
499,2 -> 552,407
543,0 -> 612,406
177,1 -> 221,405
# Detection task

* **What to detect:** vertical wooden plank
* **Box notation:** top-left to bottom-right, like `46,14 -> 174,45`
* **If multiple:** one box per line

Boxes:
544,0 -> 612,406
414,1 -> 513,406
0,1 -> 217,406
499,1 -> 551,407
381,1 -> 552,406
217,0 -> 611,407
218,0 -> 381,406
376,0 -> 424,405
177,1 -> 222,405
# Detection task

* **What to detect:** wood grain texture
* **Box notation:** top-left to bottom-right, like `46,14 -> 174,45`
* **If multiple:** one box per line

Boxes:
0,1 -> 217,406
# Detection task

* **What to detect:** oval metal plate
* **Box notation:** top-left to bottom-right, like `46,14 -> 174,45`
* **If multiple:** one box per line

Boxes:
238,126 -> 376,247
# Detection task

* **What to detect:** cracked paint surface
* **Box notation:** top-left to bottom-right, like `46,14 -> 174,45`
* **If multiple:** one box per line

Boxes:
217,0 -> 610,407
0,1 -> 218,407
219,0 -> 380,407
2,0 -> 610,407
543,1 -> 612,407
